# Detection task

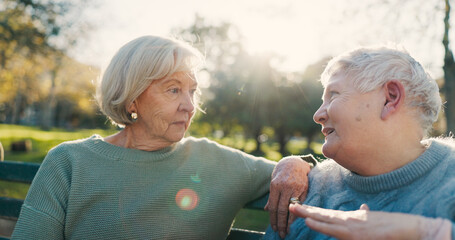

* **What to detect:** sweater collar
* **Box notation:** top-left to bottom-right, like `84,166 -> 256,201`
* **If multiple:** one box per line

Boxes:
343,139 -> 449,193
84,134 -> 180,162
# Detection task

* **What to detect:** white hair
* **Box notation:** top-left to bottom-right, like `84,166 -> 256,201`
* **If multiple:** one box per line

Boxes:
320,46 -> 442,134
97,35 -> 204,126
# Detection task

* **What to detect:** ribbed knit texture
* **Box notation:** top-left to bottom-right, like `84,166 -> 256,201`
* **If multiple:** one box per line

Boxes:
265,138 -> 455,240
11,135 -> 276,240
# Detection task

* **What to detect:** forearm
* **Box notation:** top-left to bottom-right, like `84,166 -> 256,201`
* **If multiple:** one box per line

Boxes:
418,217 -> 452,240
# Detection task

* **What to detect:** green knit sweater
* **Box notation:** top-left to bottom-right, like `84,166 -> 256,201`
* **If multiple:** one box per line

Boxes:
12,135 -> 276,240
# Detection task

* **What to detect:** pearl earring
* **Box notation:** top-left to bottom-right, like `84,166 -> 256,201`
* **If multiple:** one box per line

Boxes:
131,112 -> 138,121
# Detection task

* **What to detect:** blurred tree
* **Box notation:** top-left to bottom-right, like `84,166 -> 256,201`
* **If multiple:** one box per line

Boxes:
172,16 -> 253,136
0,0 -> 95,128
174,15 -> 326,155
234,53 -> 278,154
0,0 -> 90,68
174,16 -> 284,154
41,56 -> 101,129
443,0 -> 455,134
266,59 -> 326,155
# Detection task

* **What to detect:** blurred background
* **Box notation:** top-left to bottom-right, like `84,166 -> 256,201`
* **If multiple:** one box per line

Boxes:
1,0 -> 455,230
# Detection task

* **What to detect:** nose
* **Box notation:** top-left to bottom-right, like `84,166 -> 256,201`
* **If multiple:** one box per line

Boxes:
313,103 -> 327,125
178,92 -> 195,113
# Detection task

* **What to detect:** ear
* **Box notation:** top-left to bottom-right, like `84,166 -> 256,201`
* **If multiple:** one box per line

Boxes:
381,80 -> 405,120
127,100 -> 137,114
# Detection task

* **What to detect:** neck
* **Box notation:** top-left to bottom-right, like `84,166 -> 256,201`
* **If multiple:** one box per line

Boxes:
358,139 -> 426,176
104,125 -> 174,151
355,118 -> 427,176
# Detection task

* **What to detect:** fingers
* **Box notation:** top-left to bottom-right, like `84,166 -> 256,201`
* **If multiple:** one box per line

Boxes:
286,192 -> 306,233
305,218 -> 350,240
289,204 -> 342,223
266,187 -> 280,232
287,211 -> 296,234
289,206 -> 351,240
359,204 -> 370,211
299,186 -> 308,203
276,192 -> 291,238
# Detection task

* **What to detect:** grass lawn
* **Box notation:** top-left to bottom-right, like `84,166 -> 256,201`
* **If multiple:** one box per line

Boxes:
0,124 -> 321,231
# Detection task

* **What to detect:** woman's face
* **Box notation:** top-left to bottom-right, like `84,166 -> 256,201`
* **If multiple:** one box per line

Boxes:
132,72 -> 197,144
313,74 -> 384,170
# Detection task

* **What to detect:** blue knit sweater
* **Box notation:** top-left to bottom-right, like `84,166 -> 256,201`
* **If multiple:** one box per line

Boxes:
265,138 -> 455,240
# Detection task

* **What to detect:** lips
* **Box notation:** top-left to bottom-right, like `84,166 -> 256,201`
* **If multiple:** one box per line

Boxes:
173,121 -> 187,125
322,127 -> 335,137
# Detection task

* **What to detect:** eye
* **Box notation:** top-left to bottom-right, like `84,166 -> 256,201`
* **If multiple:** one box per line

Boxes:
190,88 -> 197,96
169,88 -> 180,94
329,91 -> 339,100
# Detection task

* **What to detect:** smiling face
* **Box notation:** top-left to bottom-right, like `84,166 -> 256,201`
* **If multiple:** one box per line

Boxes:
130,72 -> 198,144
313,74 -> 385,171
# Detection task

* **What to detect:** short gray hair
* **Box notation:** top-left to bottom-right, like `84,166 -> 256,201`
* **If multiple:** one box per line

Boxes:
97,35 -> 204,126
320,46 -> 442,134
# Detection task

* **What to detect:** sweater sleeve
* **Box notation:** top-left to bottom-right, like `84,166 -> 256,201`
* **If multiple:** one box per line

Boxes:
11,145 -> 72,240
238,151 -> 276,202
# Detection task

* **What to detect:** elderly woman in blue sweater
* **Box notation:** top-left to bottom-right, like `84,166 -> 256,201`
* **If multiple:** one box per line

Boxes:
266,46 -> 454,239
11,35 -> 311,240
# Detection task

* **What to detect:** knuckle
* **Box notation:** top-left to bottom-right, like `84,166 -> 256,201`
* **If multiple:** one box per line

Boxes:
270,181 -> 280,187
277,225 -> 287,231
267,206 -> 277,212
277,209 -> 289,215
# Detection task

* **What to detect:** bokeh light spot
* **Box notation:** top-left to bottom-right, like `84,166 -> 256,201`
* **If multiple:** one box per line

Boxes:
175,188 -> 199,211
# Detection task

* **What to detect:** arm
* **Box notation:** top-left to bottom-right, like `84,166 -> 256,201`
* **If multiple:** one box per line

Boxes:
265,155 -> 313,239
11,147 -> 70,240
289,204 -> 453,240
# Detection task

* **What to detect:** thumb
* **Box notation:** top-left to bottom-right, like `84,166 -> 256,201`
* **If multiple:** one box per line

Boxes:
359,204 -> 370,211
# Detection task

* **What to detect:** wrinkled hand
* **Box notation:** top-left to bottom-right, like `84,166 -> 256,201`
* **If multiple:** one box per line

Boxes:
265,156 -> 311,239
289,204 -> 423,240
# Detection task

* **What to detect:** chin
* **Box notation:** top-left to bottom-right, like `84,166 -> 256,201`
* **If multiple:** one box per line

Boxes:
168,132 -> 186,142
321,144 -> 336,159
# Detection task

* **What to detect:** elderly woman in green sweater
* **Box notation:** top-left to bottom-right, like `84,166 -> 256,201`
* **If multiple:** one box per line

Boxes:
11,36 -> 311,240
266,46 -> 455,239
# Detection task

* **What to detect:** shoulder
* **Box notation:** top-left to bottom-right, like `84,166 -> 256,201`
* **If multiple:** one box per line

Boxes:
180,136 -> 239,151
423,137 -> 455,170
43,135 -> 99,167
306,159 -> 346,197
421,138 -> 455,218
425,137 -> 455,154
309,159 -> 342,179
49,135 -> 100,153
180,136 -> 254,159
180,136 -> 275,168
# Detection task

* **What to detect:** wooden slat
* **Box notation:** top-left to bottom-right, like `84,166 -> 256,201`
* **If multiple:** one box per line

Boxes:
244,193 -> 268,210
0,218 -> 17,239
227,228 -> 264,240
0,161 -> 40,183
0,197 -> 23,219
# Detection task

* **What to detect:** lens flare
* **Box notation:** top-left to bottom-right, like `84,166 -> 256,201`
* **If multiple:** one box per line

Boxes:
175,188 -> 199,211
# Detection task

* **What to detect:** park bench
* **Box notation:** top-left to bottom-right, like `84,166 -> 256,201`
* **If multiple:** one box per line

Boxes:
0,160 -> 269,240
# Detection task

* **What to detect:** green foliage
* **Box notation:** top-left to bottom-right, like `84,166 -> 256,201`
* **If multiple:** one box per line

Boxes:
0,0 -> 98,129
233,209 -> 270,231
0,124 -> 115,198
0,0 -> 91,61
177,16 -> 326,156
0,124 -> 116,161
